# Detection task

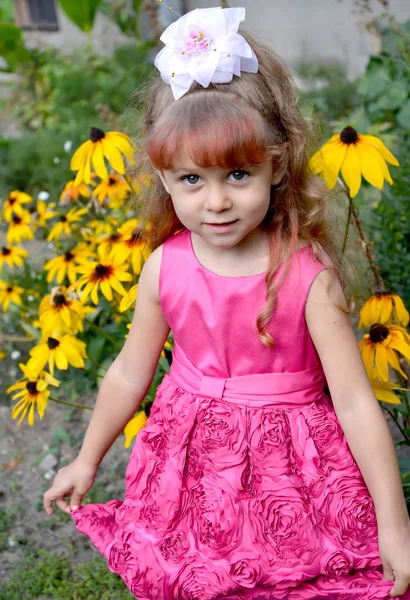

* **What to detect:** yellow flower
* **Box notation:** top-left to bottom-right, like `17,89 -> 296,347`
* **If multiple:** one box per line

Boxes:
359,324 -> 410,382
0,350 -> 6,360
0,281 -> 24,311
33,200 -> 57,228
2,191 -> 32,222
7,363 -> 60,426
359,293 -> 409,329
97,231 -> 125,257
370,378 -> 403,405
6,210 -> 33,244
75,246 -> 132,305
119,283 -> 138,312
70,128 -> 137,186
92,173 -> 131,209
309,127 -> 399,198
0,245 -> 28,271
27,331 -> 87,376
80,216 -> 120,244
111,218 -> 151,275
47,206 -> 88,242
123,410 -> 148,448
44,244 -> 94,285
60,178 -> 92,204
39,286 -> 85,336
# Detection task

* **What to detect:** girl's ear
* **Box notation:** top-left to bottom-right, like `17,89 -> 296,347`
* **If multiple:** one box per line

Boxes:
155,169 -> 171,195
271,169 -> 284,186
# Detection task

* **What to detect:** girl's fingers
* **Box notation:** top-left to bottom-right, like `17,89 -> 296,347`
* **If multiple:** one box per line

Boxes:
55,496 -> 71,514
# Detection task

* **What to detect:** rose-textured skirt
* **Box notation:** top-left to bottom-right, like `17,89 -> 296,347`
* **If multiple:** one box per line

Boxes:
70,373 -> 404,600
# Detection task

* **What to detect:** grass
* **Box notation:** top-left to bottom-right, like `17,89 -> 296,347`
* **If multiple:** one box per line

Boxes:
0,548 -> 134,599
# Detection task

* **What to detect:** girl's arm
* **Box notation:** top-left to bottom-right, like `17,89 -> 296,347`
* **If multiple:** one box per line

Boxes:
77,245 -> 170,470
305,269 -> 409,532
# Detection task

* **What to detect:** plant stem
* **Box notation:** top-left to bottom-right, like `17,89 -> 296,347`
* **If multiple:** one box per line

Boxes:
86,355 -> 108,372
337,178 -> 385,290
382,405 -> 410,443
49,396 -> 92,411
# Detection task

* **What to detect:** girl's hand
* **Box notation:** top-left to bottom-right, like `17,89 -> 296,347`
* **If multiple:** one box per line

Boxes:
379,519 -> 410,597
43,457 -> 97,515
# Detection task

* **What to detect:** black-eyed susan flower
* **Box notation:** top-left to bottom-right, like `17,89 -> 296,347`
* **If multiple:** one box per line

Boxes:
0,281 -> 24,311
33,200 -> 57,229
98,231 -> 125,259
6,211 -> 33,245
27,330 -> 87,376
359,324 -> 410,382
0,350 -> 6,360
119,283 -> 138,313
0,245 -> 28,271
7,363 -> 60,426
123,410 -> 148,448
60,178 -> 92,205
359,293 -> 409,329
47,206 -> 88,242
44,244 -> 94,285
39,286 -> 85,336
2,191 -> 32,222
75,246 -> 132,305
111,218 -> 151,275
92,173 -> 131,208
309,127 -> 399,198
70,128 -> 137,186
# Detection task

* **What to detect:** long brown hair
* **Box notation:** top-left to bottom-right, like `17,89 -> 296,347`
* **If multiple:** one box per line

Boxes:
126,31 -> 356,348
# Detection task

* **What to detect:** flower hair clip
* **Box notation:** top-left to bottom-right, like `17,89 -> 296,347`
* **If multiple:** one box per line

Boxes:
154,4 -> 258,100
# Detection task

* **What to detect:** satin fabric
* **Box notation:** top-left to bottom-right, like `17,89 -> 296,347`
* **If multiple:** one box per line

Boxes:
71,229 -> 407,600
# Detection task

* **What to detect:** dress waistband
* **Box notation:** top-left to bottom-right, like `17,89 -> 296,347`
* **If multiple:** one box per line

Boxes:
169,345 -> 326,408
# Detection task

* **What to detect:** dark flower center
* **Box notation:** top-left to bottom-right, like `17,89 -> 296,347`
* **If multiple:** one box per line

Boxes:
90,127 -> 105,143
53,293 -> 67,307
108,177 -> 116,185
6,286 -> 13,293
1,247 -> 11,256
64,251 -> 74,262
109,234 -> 120,243
127,229 -> 143,247
144,401 -> 153,417
47,337 -> 60,350
8,196 -> 16,205
369,324 -> 389,344
26,381 -> 38,395
340,126 -> 358,145
95,264 -> 110,278
59,216 -> 67,222
12,213 -> 22,225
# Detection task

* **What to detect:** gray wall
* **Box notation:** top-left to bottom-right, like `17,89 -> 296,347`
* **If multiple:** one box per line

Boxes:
184,0 -> 410,79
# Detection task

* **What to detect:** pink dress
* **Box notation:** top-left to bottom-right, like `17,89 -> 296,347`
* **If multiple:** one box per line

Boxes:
71,229 -> 407,600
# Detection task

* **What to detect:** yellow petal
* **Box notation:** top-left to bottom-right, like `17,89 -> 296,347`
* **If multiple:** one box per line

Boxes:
91,141 -> 109,180
101,139 -> 125,174
321,140 -> 348,189
71,140 -> 93,171
361,135 -> 399,166
341,145 -> 362,198
355,141 -> 385,190
374,343 -> 389,382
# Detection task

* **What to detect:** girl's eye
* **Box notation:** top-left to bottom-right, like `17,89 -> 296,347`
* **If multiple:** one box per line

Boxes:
180,174 -> 201,185
228,170 -> 249,182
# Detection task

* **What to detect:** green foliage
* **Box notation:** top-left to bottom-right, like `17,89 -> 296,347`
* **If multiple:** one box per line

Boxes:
57,0 -> 103,33
0,22 -> 30,71
0,549 -> 133,599
100,0 -> 145,39
0,0 -> 13,23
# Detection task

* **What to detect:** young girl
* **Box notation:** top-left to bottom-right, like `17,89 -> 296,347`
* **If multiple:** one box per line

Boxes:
43,6 -> 410,600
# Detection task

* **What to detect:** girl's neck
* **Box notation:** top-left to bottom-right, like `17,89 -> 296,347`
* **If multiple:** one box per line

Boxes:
190,227 -> 271,277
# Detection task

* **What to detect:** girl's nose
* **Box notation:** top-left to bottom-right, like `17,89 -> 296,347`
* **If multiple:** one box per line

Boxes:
204,185 -> 233,212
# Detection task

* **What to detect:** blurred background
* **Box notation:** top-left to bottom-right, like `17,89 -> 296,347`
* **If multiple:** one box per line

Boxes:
0,1 -> 409,599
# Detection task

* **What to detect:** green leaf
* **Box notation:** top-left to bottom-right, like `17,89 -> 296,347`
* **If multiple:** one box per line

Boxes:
57,0 -> 103,32
397,100 -> 410,129
374,81 -> 409,111
398,456 -> 410,476
357,70 -> 391,101
0,22 -> 30,70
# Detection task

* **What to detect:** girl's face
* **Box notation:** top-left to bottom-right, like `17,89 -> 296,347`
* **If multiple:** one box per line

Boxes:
157,155 -> 281,249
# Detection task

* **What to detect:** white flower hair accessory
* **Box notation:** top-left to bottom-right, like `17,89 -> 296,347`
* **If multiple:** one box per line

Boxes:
154,6 -> 258,100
